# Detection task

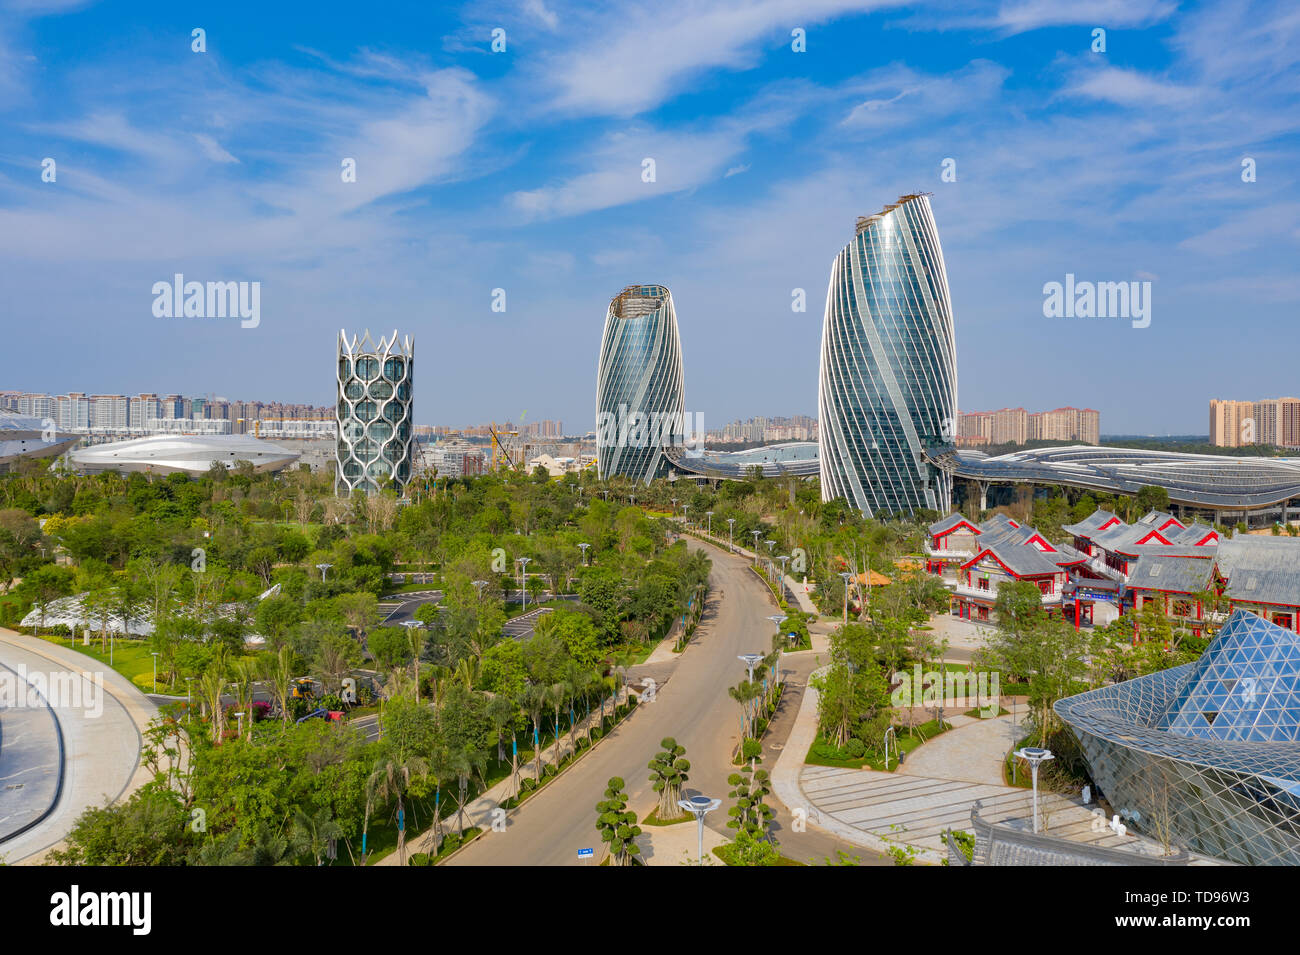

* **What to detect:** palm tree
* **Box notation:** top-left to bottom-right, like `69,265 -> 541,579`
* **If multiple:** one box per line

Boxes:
197,666 -> 228,744
365,752 -> 429,866
728,679 -> 761,740
447,745 -> 488,836
290,806 -> 343,866
522,683 -> 549,782
229,657 -> 259,740
261,646 -> 294,725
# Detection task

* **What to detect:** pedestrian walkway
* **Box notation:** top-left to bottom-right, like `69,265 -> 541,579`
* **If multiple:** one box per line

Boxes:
636,816 -> 726,866
770,670 -> 1214,864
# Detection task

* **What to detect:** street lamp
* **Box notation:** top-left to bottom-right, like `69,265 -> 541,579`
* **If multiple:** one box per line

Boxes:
764,539 -> 776,580
838,571 -> 853,624
150,651 -> 159,693
705,511 -> 713,536
739,652 -> 764,683
472,579 -> 489,601
516,556 -> 532,612
776,555 -> 790,595
1014,747 -> 1054,833
727,518 -> 735,552
316,562 -> 333,582
750,530 -> 761,564
578,542 -> 590,566
678,795 -> 721,866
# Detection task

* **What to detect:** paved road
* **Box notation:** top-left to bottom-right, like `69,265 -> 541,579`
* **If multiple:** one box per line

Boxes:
447,538 -> 868,866
0,630 -> 154,864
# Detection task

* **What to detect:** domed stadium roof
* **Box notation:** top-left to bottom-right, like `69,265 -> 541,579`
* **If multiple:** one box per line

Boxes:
69,433 -> 299,475
0,409 -> 79,469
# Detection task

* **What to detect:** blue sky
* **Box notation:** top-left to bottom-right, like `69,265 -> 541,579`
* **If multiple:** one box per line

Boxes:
1,0 -> 1297,435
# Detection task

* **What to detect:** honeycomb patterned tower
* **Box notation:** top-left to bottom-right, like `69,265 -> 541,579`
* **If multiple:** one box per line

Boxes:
335,329 -> 414,495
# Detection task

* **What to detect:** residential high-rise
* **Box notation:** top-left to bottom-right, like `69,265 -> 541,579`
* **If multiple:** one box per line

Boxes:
818,194 -> 957,516
595,284 -> 686,483
335,329 -> 414,495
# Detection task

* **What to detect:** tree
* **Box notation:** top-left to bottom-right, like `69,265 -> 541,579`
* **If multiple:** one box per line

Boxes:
647,737 -> 690,820
261,645 -> 295,724
595,776 -> 641,866
1135,484 -> 1170,515
290,806 -> 343,866
726,761 -> 775,843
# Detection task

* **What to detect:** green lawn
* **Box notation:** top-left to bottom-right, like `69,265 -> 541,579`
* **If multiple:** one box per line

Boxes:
31,631 -> 166,693
805,718 -> 952,771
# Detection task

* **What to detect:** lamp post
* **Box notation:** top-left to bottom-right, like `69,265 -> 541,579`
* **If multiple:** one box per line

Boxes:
705,511 -> 713,536
764,539 -> 775,580
472,579 -> 488,601
578,542 -> 590,566
750,530 -> 761,564
1014,747 -> 1054,833
516,556 -> 532,612
185,676 -> 193,722
150,651 -> 159,693
739,652 -> 764,683
678,795 -> 721,866
838,571 -> 853,624
681,503 -> 689,527
727,518 -> 735,552
776,555 -> 790,596
316,562 -> 332,582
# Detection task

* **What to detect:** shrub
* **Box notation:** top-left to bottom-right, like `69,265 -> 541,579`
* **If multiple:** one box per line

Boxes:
741,739 -> 762,760
844,738 -> 865,759
408,852 -> 432,866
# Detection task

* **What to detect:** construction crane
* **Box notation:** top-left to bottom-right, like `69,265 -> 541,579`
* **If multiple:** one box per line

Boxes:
490,422 -> 522,471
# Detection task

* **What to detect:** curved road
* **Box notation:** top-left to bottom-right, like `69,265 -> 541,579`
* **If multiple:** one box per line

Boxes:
448,538 -> 878,866
0,629 -> 156,864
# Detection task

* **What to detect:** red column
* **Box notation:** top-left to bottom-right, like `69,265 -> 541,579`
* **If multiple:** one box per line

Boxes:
1075,600 -> 1081,629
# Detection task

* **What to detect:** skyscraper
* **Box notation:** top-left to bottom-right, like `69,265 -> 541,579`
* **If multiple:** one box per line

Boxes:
336,329 -> 414,495
596,285 -> 686,483
818,194 -> 957,516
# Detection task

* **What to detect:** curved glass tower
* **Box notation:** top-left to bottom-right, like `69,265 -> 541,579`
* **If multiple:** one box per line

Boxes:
596,285 -> 685,483
818,194 -> 957,517
336,329 -> 414,495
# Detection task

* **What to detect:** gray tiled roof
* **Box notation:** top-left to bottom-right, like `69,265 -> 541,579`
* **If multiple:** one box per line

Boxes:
978,543 -> 1068,577
1218,536 -> 1300,608
928,513 -> 977,536
1129,553 -> 1215,594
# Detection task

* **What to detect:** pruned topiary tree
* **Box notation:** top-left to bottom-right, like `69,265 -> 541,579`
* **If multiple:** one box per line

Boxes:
596,776 -> 641,866
648,737 -> 690,819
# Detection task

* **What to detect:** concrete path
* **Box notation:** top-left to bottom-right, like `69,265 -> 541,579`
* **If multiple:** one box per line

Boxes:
0,661 -> 62,844
0,629 -> 157,864
773,662 -> 1199,863
899,713 -> 1024,785
637,816 -> 726,866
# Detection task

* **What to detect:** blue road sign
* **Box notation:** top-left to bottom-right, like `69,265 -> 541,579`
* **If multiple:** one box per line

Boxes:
577,848 -> 594,859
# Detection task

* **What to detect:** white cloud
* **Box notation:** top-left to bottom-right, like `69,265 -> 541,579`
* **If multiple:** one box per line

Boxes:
532,0 -> 900,117
194,133 -> 239,164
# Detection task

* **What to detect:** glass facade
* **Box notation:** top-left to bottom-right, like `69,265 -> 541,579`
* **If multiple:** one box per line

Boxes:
1057,610 -> 1300,865
336,329 -> 414,495
818,194 -> 957,517
595,285 -> 685,483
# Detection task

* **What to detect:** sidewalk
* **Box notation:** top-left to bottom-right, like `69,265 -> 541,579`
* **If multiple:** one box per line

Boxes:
375,687 -> 631,865
0,628 -> 160,864
771,667 -> 1203,864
